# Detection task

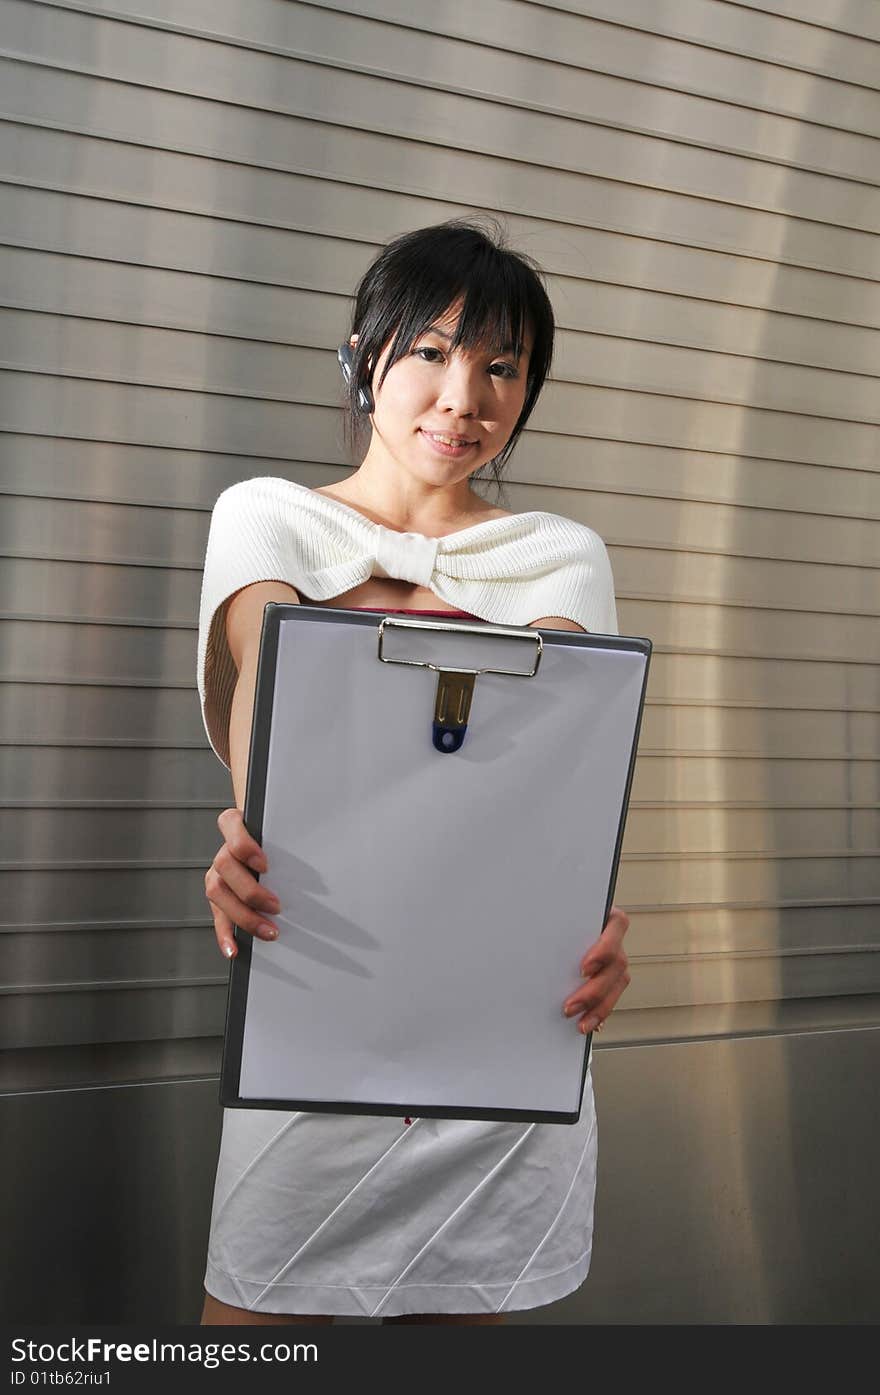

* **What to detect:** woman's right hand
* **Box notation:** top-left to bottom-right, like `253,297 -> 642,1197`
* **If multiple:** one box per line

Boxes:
205,807 -> 281,958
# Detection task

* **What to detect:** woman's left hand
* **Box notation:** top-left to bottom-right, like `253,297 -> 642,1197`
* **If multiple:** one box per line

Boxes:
562,906 -> 631,1035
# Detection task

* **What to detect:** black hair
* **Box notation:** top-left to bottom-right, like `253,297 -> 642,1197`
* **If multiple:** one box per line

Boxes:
344,217 -> 555,491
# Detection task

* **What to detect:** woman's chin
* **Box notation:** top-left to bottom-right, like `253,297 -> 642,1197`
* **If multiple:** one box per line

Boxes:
411,437 -> 495,483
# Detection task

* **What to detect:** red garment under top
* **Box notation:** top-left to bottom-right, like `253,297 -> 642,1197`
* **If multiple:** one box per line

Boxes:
349,607 -> 480,619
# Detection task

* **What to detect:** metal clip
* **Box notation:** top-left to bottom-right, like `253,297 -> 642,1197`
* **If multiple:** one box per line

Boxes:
433,671 -> 476,753
376,617 -> 542,755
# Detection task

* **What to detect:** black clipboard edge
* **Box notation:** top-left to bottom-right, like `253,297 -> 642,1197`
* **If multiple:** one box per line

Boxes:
217,601 -> 284,1107
528,625 -> 652,1119
219,605 -> 652,1125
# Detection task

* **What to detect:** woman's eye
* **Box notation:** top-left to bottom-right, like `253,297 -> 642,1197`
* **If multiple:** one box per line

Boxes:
416,346 -> 444,362
489,362 -> 518,379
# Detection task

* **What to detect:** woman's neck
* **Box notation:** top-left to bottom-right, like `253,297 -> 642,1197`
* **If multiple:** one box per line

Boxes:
318,460 -> 501,536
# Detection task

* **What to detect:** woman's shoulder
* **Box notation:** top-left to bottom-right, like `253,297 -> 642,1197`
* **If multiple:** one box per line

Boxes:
214,475 -> 303,507
210,477 -> 330,530
516,506 -> 610,552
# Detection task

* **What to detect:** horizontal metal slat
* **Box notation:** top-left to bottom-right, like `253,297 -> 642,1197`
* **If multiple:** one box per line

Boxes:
551,274 -> 880,375
0,246 -> 347,351
623,596 -> 877,663
3,540 -> 878,624
558,330 -> 880,424
0,682 -> 209,747
7,301 -> 879,425
4,430 -> 879,526
0,744 -> 228,802
62,0 -> 880,134
7,243 -> 880,378
0,806 -> 222,861
4,6 -> 879,223
9,914 -> 880,990
1,585 -> 876,666
622,948 -> 880,1011
636,709 -> 880,761
0,866 -> 208,925
5,181 -> 879,328
645,651 -> 880,707
633,763 -> 880,815
2,714 -> 876,790
9,898 -> 880,959
0,981 -> 225,1050
1,747 -> 878,805
4,369 -> 876,475
2,107 -> 878,278
506,442 -> 880,521
624,900 -> 880,957
532,381 -> 880,472
0,1034 -> 221,1093
4,617 -> 878,700
538,0 -> 880,88
10,302 -> 880,426
610,547 -> 880,616
0,309 -> 334,408
510,484 -> 880,569
2,804 -> 879,861
603,994 -> 880,1047
3,947 -> 879,1050
0,432 -> 330,510
730,0 -> 880,44
614,851 -> 880,905
2,858 -> 876,926
3,925 -> 220,988
0,558 -> 200,626
0,618 -> 198,685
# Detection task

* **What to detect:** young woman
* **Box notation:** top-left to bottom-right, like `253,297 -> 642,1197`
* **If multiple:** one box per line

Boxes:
197,219 -> 631,1325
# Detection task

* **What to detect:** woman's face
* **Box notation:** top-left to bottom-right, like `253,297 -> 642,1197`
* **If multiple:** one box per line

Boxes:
361,303 -> 533,488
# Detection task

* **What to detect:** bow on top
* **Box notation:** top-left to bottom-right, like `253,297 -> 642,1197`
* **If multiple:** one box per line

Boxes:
197,476 -> 617,766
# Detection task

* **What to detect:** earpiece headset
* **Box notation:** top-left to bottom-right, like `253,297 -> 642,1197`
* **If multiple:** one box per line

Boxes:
337,342 -> 375,414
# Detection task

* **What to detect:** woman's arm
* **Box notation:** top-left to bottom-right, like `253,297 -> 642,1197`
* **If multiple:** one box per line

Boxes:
226,581 -> 300,806
204,580 -> 299,958
529,617 -> 585,632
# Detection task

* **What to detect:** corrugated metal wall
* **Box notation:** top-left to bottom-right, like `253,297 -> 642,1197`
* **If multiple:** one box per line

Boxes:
1,0 -> 878,1321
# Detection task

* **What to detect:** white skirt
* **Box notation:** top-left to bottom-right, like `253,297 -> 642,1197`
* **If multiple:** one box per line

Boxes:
204,1070 -> 598,1318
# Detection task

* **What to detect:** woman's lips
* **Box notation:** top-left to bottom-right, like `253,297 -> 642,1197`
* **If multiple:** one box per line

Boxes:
420,429 -> 478,457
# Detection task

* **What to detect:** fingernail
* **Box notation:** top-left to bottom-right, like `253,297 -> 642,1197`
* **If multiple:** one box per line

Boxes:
563,1002 -> 577,1017
583,1016 -> 600,1033
258,924 -> 278,940
224,944 -> 235,958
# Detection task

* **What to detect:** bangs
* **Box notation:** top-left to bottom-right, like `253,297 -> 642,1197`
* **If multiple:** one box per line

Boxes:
377,244 -> 534,393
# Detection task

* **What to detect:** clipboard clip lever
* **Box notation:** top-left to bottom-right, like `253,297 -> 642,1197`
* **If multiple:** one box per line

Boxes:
433,670 -> 475,753
377,617 -> 542,754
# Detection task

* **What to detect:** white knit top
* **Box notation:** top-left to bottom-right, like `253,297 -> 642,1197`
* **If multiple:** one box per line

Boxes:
197,476 -> 618,768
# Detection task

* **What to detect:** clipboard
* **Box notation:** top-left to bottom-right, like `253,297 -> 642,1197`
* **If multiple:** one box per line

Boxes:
220,604 -> 651,1125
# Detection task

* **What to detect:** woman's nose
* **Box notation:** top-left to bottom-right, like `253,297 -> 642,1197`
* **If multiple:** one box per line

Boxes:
436,361 -> 482,417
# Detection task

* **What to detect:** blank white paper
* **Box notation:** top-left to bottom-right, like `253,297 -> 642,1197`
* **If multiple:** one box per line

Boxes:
237,616 -> 647,1117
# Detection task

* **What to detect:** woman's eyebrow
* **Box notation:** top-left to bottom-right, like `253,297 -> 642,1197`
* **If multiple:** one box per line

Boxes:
426,324 -> 523,357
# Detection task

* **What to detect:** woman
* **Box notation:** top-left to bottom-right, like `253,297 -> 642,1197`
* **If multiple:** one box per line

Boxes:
197,219 -> 631,1325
